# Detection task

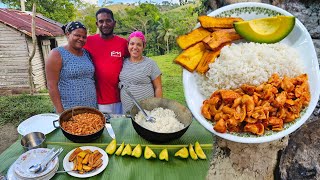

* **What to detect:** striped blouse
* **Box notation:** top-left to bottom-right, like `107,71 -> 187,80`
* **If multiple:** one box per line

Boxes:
119,57 -> 161,113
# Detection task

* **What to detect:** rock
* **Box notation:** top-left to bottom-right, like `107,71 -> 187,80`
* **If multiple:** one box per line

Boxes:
313,39 -> 320,65
207,137 -> 288,180
279,118 -> 320,180
273,0 -> 320,39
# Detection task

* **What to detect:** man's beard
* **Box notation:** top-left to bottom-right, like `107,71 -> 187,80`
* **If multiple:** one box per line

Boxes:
100,28 -> 114,37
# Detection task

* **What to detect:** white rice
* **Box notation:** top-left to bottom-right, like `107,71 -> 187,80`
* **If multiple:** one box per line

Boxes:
196,42 -> 304,98
135,107 -> 185,133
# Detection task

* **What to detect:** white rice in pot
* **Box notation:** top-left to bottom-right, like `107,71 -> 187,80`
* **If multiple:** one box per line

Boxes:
196,42 -> 304,98
134,107 -> 185,133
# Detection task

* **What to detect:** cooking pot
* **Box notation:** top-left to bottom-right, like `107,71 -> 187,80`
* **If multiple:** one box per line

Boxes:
130,97 -> 193,143
53,106 -> 105,143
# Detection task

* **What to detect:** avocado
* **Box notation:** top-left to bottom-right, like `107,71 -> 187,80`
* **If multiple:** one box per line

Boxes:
121,144 -> 132,156
131,144 -> 142,158
174,147 -> 189,159
144,146 -> 156,159
105,139 -> 117,155
159,148 -> 169,161
234,16 -> 295,43
189,144 -> 198,160
195,141 -> 206,160
115,142 -> 125,156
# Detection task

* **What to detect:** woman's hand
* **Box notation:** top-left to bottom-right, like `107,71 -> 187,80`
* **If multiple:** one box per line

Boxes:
152,76 -> 163,98
45,49 -> 64,113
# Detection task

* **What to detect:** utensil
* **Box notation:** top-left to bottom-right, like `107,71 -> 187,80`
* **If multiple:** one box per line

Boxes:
20,132 -> 46,152
130,97 -> 192,143
30,148 -> 63,173
53,106 -> 105,143
55,170 -> 76,174
104,113 -> 116,139
28,147 -> 55,173
121,85 -> 156,123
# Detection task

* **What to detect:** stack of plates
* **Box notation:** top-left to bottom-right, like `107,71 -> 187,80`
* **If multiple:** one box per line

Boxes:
7,148 -> 58,180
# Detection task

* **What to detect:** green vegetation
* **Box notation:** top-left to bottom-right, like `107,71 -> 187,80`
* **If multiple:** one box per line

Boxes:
152,53 -> 186,105
1,0 -> 79,24
0,53 -> 185,126
0,94 -> 54,127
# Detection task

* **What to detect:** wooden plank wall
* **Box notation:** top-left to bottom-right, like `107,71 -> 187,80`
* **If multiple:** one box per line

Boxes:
27,38 -> 46,91
55,36 -> 67,47
0,23 -> 30,90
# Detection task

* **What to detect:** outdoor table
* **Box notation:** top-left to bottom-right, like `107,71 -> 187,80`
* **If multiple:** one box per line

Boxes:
0,117 -> 213,179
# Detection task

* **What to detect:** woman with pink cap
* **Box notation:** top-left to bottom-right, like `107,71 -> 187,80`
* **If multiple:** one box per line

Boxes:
119,31 -> 163,113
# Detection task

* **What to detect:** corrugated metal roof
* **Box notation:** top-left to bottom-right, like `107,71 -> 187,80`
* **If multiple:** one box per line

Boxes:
0,8 -> 64,37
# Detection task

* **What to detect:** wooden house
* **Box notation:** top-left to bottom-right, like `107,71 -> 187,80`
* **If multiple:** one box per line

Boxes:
0,8 -> 66,95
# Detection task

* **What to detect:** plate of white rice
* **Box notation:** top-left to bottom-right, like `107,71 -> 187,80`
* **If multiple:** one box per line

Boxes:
183,2 -> 320,143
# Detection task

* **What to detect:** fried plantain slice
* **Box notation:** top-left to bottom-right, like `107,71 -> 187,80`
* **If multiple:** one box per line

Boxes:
202,29 -> 241,51
198,16 -> 243,29
176,27 -> 211,50
174,42 -> 206,72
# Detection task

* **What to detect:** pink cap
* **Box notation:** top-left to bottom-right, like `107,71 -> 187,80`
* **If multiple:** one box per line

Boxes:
128,31 -> 146,44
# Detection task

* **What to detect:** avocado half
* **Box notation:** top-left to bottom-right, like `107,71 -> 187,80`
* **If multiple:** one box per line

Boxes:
234,16 -> 295,43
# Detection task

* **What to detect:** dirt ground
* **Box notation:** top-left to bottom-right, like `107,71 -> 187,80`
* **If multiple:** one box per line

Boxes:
0,123 -> 18,154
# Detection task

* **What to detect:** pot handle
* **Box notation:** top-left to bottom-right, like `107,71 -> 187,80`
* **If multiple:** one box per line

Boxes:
53,119 -> 60,128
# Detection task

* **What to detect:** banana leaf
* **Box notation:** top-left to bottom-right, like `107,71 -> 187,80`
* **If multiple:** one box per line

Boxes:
0,118 -> 214,180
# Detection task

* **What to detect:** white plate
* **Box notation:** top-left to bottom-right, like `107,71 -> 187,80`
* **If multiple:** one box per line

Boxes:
7,160 -> 58,180
63,146 -> 109,178
183,2 -> 320,143
14,148 -> 58,179
17,113 -> 59,136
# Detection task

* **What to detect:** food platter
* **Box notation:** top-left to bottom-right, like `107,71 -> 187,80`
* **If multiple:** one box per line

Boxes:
183,2 -> 320,143
62,146 -> 108,178
17,113 -> 59,136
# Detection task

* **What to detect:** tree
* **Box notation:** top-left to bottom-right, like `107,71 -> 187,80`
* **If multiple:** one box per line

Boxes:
117,3 -> 160,36
156,17 -> 175,54
1,0 -> 79,23
76,3 -> 98,34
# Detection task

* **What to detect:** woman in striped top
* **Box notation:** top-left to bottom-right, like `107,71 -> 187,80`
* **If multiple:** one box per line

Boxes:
119,31 -> 163,113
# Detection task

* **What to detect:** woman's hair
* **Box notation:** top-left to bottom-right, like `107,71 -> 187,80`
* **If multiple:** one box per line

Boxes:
95,8 -> 114,21
61,21 -> 86,34
128,31 -> 146,44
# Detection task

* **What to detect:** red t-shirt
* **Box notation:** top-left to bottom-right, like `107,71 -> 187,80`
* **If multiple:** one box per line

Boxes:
84,34 -> 129,104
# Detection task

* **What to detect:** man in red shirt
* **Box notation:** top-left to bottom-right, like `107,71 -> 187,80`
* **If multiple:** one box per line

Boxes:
84,8 -> 129,114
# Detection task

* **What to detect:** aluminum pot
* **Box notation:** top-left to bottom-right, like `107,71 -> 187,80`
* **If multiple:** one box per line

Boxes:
53,106 -> 105,143
130,97 -> 193,143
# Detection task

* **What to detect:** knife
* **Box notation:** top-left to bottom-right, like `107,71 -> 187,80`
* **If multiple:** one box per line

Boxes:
104,113 -> 116,139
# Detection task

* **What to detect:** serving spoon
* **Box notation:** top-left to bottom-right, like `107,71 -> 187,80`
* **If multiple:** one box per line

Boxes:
121,85 -> 156,123
29,148 -> 63,173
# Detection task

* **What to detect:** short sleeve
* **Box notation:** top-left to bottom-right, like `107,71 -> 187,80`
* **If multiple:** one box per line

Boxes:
149,58 -> 162,80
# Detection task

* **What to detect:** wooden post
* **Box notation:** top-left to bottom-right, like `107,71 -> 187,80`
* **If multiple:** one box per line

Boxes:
20,0 -> 25,11
28,3 -> 36,95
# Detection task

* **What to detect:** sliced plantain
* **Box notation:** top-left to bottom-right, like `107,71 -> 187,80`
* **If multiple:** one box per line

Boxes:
131,144 -> 142,158
121,144 -> 132,156
174,147 -> 189,159
144,146 -> 156,159
105,139 -> 117,155
115,142 -> 125,156
189,144 -> 198,160
195,141 -> 207,160
159,148 -> 169,161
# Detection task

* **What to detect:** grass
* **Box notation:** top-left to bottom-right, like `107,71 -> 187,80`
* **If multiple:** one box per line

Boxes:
0,53 -> 186,126
152,53 -> 186,106
0,94 -> 54,127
